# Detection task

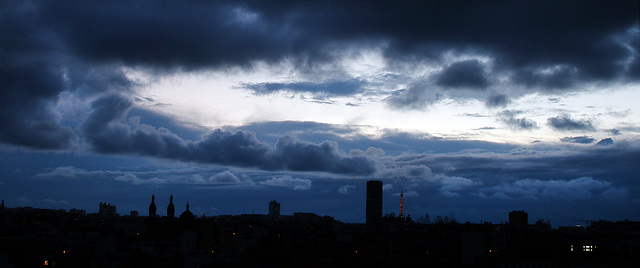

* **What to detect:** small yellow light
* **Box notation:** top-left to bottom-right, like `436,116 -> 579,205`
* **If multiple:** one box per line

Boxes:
44,260 -> 49,266
62,250 -> 66,254
232,232 -> 236,236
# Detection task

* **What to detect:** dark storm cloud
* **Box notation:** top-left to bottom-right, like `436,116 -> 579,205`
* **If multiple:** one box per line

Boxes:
547,113 -> 596,131
385,81 -> 439,110
436,60 -> 489,89
81,95 -> 376,175
273,136 -> 375,174
244,79 -> 366,96
38,0 -> 291,68
596,138 -> 614,146
498,110 -> 538,130
0,3 -> 75,149
485,94 -> 510,108
560,136 -> 596,144
2,0 -> 639,151
1,1 -> 137,150
23,0 -> 640,79
514,65 -> 579,89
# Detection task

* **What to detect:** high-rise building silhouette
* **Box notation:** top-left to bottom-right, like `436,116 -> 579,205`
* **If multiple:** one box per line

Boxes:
99,202 -> 117,217
366,180 -> 383,224
167,195 -> 175,218
269,200 -> 280,217
509,210 -> 528,226
148,195 -> 157,219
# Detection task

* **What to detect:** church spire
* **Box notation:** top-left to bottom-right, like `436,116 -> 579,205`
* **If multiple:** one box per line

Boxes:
167,195 -> 175,218
149,194 -> 157,219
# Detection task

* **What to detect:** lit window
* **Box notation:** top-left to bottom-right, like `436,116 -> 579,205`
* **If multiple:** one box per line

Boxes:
570,245 -> 574,252
583,245 -> 595,252
44,260 -> 49,266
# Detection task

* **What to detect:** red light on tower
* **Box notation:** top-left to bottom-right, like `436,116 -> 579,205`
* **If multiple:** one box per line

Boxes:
400,190 -> 404,219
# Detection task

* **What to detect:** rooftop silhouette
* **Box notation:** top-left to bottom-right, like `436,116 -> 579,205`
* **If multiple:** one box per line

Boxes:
0,182 -> 639,267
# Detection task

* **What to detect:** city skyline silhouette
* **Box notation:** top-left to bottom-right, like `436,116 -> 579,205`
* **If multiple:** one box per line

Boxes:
2,1 -> 640,266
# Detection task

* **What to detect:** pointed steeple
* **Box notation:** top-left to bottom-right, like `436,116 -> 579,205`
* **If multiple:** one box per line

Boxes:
167,195 -> 175,218
149,194 -> 157,219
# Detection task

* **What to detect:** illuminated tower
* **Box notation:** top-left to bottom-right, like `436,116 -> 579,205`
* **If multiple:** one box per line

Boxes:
149,195 -> 156,219
400,190 -> 405,219
366,180 -> 383,224
167,195 -> 175,218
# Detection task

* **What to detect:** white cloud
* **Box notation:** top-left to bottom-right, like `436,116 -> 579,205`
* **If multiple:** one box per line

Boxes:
379,165 -> 433,180
209,171 -> 241,184
208,171 -> 254,185
338,185 -> 355,194
477,177 -> 628,200
36,166 -> 86,178
439,176 -> 482,196
260,176 -> 311,190
115,174 -> 169,185
115,174 -> 143,185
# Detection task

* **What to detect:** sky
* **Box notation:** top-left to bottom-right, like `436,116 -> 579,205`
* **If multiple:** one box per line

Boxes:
1,0 -> 639,226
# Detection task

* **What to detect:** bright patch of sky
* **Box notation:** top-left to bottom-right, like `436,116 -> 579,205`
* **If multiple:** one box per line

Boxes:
132,50 -> 639,146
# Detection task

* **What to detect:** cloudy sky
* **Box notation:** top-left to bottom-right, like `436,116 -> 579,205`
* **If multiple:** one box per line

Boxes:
1,0 -> 639,226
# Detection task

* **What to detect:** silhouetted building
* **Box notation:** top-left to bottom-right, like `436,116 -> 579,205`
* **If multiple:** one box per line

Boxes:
509,210 -> 528,226
99,202 -> 117,217
179,202 -> 195,228
148,195 -> 157,219
69,208 -> 86,215
269,200 -> 280,217
366,180 -> 383,224
167,195 -> 175,218
130,211 -> 139,217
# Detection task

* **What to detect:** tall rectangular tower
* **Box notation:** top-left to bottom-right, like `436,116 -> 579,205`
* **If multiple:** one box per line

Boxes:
509,210 -> 528,226
269,200 -> 280,217
366,180 -> 383,224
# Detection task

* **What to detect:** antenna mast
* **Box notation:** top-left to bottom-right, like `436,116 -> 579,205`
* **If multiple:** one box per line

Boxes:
400,190 -> 405,219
